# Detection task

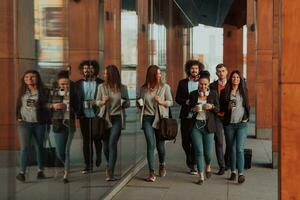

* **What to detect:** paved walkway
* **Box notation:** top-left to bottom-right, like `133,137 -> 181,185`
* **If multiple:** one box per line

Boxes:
113,122 -> 278,200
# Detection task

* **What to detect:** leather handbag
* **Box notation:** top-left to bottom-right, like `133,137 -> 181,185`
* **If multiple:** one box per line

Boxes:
91,116 -> 107,140
44,128 -> 64,168
92,85 -> 109,140
157,106 -> 178,142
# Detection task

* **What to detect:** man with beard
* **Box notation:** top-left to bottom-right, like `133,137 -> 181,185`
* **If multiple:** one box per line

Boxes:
175,60 -> 204,174
75,60 -> 103,174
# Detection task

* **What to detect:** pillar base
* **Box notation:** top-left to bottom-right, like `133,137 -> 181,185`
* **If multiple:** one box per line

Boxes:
272,151 -> 278,169
256,128 -> 272,139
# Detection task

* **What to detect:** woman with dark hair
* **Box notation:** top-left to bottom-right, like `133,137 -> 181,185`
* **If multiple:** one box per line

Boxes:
16,70 -> 50,182
188,71 -> 219,185
96,65 -> 130,181
137,65 -> 173,182
220,70 -> 250,184
49,70 -> 75,183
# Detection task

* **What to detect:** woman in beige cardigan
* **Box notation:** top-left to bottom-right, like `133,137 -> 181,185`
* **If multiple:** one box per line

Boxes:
96,65 -> 130,181
138,65 -> 173,182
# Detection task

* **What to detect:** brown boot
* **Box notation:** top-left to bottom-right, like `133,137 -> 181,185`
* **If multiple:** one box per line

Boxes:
105,169 -> 115,181
146,171 -> 156,182
196,172 -> 204,185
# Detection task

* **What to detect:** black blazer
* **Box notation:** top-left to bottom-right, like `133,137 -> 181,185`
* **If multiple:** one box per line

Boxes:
74,78 -> 103,117
220,88 -> 250,126
209,80 -> 219,93
189,90 -> 219,133
176,78 -> 198,119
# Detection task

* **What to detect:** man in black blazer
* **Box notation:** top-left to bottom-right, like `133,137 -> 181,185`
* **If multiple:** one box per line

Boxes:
175,60 -> 204,174
209,63 -> 228,175
74,60 -> 104,174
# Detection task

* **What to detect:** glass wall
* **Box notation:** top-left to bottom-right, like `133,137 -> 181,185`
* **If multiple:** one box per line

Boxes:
119,0 -> 139,177
1,0 -> 193,199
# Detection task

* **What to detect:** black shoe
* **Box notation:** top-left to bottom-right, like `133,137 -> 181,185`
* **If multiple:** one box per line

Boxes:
63,178 -> 69,184
81,167 -> 93,174
16,173 -> 25,182
189,168 -> 198,175
206,171 -> 212,179
37,171 -> 46,179
217,168 -> 225,175
96,159 -> 101,168
238,175 -> 245,184
229,172 -> 236,181
196,179 -> 204,185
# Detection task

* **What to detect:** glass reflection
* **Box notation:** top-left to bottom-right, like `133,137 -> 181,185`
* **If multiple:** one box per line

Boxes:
5,0 -> 197,199
149,23 -> 167,80
74,60 -> 103,174
16,70 -> 49,182
96,65 -> 130,180
34,0 -> 67,68
49,70 -> 75,183
120,0 -> 139,177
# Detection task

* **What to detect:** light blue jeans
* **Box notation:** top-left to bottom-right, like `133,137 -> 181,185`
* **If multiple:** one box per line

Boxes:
224,122 -> 248,174
103,115 -> 122,175
53,126 -> 74,171
142,115 -> 165,172
18,122 -> 46,173
191,120 -> 214,173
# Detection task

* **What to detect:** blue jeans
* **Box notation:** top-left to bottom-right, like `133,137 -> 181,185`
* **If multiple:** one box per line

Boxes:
191,121 -> 214,173
18,122 -> 46,173
103,115 -> 122,175
224,122 -> 248,174
142,115 -> 165,172
53,127 -> 74,171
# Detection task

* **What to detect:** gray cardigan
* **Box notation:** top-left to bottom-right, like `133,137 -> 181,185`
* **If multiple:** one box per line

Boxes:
96,83 -> 130,129
138,83 -> 173,129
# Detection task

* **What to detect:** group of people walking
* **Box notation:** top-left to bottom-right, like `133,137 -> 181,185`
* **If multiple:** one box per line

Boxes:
15,61 -> 129,183
176,61 -> 249,185
15,59 -> 249,186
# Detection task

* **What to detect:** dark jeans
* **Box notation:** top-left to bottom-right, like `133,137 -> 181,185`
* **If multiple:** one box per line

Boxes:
18,122 -> 46,173
214,117 -> 225,169
103,115 -> 122,175
180,118 -> 196,169
79,117 -> 102,168
53,126 -> 74,171
142,115 -> 165,172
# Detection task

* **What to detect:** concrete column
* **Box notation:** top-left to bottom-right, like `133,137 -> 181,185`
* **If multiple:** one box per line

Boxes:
137,0 -> 149,87
280,0 -> 300,199
255,0 -> 273,140
103,0 -> 121,69
0,0 -> 17,150
272,0 -> 279,169
166,25 -> 184,94
68,0 -> 100,81
223,24 -> 244,74
246,0 -> 257,108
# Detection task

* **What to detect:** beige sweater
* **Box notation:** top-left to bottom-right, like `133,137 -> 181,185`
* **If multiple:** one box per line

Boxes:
138,83 -> 173,129
96,83 -> 130,129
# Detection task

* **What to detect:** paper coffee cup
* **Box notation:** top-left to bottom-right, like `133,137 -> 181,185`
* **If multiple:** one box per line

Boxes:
137,98 -> 144,107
